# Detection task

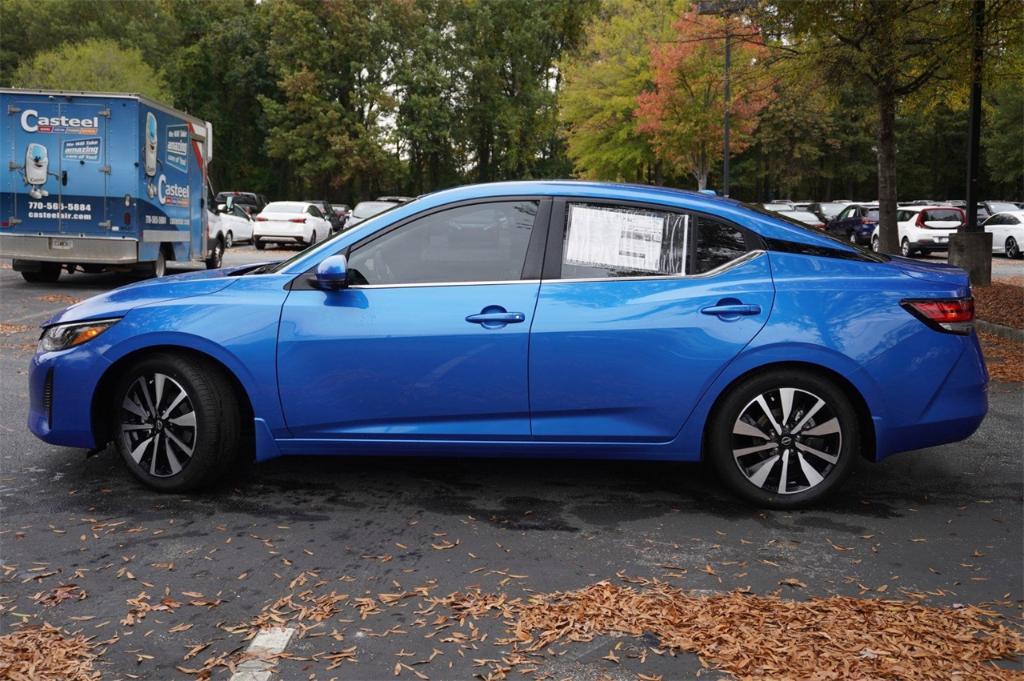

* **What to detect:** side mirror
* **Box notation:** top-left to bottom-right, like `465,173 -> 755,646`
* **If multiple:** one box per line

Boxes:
314,254 -> 348,290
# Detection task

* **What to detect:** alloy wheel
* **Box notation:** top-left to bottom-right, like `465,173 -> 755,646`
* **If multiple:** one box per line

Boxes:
1007,237 -> 1020,259
901,239 -> 911,257
871,236 -> 880,252
119,373 -> 197,478
731,387 -> 842,495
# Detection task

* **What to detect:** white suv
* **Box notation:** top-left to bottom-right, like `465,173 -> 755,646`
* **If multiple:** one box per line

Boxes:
871,206 -> 965,257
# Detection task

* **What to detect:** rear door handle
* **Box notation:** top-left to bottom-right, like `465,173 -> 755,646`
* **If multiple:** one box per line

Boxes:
701,303 -> 761,317
466,312 -> 525,324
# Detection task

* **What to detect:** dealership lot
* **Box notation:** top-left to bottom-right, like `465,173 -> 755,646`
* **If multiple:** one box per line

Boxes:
1,250 -> 1021,679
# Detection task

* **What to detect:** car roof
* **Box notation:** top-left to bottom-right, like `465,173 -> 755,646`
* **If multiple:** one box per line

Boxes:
991,210 -> 1024,218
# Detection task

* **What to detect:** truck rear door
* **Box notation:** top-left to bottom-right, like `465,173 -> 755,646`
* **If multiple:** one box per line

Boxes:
57,100 -> 109,235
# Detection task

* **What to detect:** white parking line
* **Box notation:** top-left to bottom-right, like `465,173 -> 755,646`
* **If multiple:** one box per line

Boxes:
229,627 -> 295,681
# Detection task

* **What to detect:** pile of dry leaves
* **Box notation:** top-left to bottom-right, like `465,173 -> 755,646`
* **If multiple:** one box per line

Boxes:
433,581 -> 1024,680
975,283 -> 1024,330
0,624 -> 100,681
979,332 -> 1024,382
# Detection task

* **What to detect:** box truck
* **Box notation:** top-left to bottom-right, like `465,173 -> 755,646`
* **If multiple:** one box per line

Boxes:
0,89 -> 226,283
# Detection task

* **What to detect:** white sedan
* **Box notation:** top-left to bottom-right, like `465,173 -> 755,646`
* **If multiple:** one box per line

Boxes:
870,206 -> 964,257
253,201 -> 332,250
217,203 -> 255,247
983,210 -> 1024,259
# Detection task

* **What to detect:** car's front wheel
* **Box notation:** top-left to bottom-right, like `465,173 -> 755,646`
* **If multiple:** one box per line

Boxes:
1006,236 -> 1021,259
254,238 -> 265,250
112,353 -> 242,492
225,230 -> 234,249
707,369 -> 858,509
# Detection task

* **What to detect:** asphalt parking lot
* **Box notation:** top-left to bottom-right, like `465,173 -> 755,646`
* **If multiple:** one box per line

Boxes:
1,246 -> 1021,680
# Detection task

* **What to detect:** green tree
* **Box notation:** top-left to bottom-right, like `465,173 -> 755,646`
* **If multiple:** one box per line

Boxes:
560,0 -> 682,182
11,38 -> 170,100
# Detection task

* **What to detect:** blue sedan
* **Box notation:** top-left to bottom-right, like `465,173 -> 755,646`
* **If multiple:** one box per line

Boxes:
28,181 -> 987,508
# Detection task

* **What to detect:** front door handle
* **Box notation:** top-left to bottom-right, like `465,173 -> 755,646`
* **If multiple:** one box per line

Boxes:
701,303 -> 761,317
466,305 -> 525,329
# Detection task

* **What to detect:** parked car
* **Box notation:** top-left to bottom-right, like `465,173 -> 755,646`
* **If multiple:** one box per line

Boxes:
983,201 -> 1019,216
304,200 -> 345,233
214,191 -> 267,215
28,181 -> 987,508
826,203 -> 879,245
253,201 -> 332,250
216,202 -> 255,247
983,211 -> 1024,259
807,202 -> 848,224
870,206 -> 965,257
332,204 -> 351,231
777,210 -> 825,229
347,199 -> 402,228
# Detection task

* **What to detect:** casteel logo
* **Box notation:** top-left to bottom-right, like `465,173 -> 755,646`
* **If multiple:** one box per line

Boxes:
157,174 -> 190,207
21,109 -> 99,134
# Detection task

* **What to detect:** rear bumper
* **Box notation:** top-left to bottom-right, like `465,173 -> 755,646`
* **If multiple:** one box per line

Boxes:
874,332 -> 988,459
1,233 -> 138,263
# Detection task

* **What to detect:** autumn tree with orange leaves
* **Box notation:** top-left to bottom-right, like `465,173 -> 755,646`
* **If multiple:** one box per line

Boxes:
634,9 -> 773,192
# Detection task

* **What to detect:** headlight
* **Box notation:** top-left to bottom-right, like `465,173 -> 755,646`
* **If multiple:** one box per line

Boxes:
38,318 -> 119,353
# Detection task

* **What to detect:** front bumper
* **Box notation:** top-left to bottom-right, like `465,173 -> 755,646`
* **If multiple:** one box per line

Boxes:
1,233 -> 139,263
28,345 -> 112,449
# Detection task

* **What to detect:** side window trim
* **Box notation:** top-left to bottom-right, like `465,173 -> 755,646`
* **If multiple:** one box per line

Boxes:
543,197 -> 763,282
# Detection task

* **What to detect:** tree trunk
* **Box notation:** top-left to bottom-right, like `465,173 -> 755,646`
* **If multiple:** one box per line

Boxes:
876,87 -> 899,253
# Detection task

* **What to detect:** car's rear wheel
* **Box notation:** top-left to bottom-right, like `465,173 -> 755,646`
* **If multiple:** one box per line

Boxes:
871,235 -> 880,252
848,231 -> 857,244
112,353 -> 241,492
308,230 -> 317,247
254,238 -> 265,250
707,369 -> 858,509
1006,236 -> 1021,259
225,230 -> 234,249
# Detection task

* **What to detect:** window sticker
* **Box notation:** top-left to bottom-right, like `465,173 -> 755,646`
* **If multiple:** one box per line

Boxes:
565,205 -> 685,274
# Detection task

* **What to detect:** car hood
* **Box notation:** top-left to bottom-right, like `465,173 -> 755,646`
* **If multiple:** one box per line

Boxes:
43,265 -> 254,327
888,256 -> 969,288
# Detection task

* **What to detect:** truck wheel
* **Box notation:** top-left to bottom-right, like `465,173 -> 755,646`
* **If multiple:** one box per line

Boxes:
149,250 -> 167,278
21,262 -> 62,284
254,238 -> 266,251
206,237 -> 224,269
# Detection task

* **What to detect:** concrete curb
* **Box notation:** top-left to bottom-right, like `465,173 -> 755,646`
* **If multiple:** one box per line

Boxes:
977,319 -> 1024,342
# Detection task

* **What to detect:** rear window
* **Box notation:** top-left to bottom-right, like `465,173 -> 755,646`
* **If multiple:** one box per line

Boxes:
921,209 -> 963,223
865,209 -> 880,220
263,202 -> 306,213
353,201 -> 397,218
785,211 -> 821,223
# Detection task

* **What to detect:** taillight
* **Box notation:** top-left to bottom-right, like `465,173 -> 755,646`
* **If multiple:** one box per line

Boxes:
289,218 -> 306,223
255,217 -> 268,221
901,298 -> 974,334
860,217 -> 875,224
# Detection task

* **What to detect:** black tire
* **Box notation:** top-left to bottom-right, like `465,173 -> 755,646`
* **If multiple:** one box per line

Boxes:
149,249 -> 167,278
111,352 -> 242,492
206,237 -> 224,269
225,230 -> 234,249
254,238 -> 265,251
1006,236 -> 1022,260
871,235 -> 880,253
707,369 -> 859,509
21,262 -> 62,283
308,230 -> 317,247
900,238 -> 913,258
